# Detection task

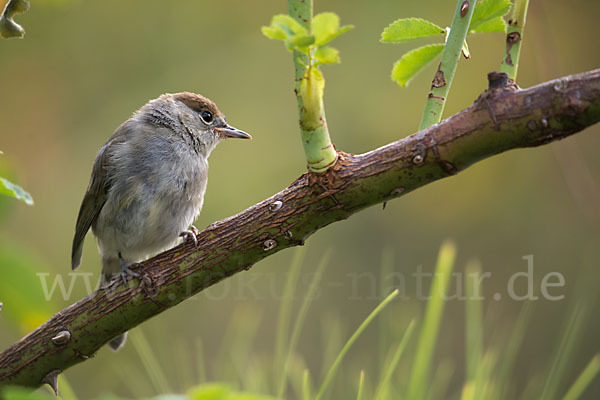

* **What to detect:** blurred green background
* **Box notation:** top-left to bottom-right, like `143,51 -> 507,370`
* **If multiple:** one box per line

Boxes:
1,0 -> 599,399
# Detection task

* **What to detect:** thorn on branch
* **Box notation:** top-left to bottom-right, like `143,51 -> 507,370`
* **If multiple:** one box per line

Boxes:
263,239 -> 277,251
269,200 -> 283,212
41,370 -> 60,395
390,187 -> 405,196
50,331 -> 71,346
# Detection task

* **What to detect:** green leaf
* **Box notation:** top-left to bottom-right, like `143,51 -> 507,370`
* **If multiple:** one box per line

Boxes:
470,0 -> 511,32
312,12 -> 353,46
314,46 -> 340,65
261,14 -> 308,43
380,18 -> 445,43
0,176 -> 33,205
391,44 -> 444,87
470,16 -> 507,33
290,34 -> 315,49
187,384 -> 230,400
261,25 -> 286,41
185,384 -> 278,400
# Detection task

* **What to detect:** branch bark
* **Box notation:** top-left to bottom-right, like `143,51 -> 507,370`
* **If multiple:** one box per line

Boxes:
1,69 -> 599,390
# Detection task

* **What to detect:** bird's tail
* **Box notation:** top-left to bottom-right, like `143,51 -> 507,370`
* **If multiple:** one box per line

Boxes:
101,256 -> 129,352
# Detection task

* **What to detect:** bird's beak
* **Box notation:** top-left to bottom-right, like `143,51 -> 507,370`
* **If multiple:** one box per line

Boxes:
214,125 -> 252,139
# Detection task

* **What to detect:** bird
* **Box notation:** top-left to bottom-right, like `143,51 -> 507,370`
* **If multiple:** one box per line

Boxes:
71,92 -> 251,350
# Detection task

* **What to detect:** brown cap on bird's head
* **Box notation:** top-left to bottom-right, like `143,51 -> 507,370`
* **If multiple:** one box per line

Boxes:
167,92 -> 251,140
172,92 -> 224,119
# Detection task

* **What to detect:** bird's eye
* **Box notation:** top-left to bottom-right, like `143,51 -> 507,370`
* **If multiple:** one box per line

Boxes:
200,110 -> 213,124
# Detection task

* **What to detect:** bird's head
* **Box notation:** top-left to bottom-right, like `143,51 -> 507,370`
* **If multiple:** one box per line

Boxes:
140,92 -> 251,156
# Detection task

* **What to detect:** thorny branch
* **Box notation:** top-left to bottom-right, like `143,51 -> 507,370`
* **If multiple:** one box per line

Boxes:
1,69 -> 599,392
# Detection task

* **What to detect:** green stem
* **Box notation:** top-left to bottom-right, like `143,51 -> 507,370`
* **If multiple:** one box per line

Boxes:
499,0 -> 529,80
288,0 -> 338,173
419,0 -> 478,130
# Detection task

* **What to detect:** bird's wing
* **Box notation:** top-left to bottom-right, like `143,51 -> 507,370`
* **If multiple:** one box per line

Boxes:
71,143 -> 111,270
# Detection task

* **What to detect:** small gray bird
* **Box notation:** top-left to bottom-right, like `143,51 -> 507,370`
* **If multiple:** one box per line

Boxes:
71,92 -> 251,350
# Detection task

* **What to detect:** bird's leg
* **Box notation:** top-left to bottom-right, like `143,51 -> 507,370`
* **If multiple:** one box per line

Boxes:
179,225 -> 199,247
118,252 -> 141,285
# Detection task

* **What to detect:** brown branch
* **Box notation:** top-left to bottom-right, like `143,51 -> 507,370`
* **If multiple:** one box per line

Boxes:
1,69 -> 599,390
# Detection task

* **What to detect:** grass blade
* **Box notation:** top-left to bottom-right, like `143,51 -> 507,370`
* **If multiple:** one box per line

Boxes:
406,241 -> 457,400
356,370 -> 365,400
562,354 -> 600,400
496,301 -> 534,399
130,328 -> 173,394
314,289 -> 400,400
274,247 -> 306,391
374,319 -> 416,400
426,359 -> 455,400
302,369 -> 312,400
465,260 -> 483,384
277,250 -> 330,398
540,300 -> 588,400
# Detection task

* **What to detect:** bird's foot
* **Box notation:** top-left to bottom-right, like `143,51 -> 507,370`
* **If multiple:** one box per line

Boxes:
119,253 -> 141,285
180,225 -> 199,247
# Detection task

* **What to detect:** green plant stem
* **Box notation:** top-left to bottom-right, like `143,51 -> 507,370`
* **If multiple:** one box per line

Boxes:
499,0 -> 530,80
1,69 -> 599,390
288,0 -> 338,173
419,0 -> 478,130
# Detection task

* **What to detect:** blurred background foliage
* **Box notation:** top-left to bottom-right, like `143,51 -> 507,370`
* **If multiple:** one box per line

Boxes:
0,0 -> 599,399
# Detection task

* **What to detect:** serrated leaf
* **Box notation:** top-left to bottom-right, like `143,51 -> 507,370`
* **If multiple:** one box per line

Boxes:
470,0 -> 511,32
471,16 -> 507,33
381,17 -> 445,43
312,12 -> 354,46
0,176 -> 33,205
391,44 -> 444,87
261,14 -> 308,42
314,46 -> 340,65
